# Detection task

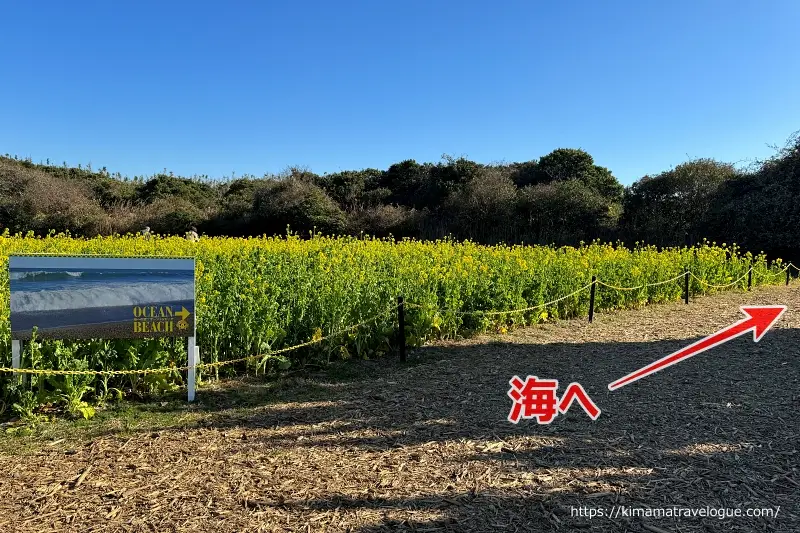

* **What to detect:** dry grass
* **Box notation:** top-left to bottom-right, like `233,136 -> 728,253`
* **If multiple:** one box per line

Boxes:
1,285 -> 798,532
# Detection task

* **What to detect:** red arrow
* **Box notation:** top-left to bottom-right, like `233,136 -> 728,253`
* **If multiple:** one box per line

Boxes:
608,306 -> 787,391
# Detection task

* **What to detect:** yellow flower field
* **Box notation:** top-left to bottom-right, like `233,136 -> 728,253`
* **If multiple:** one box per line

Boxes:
0,231 -> 786,416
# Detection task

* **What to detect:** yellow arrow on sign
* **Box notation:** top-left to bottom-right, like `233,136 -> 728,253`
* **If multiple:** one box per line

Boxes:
175,306 -> 191,321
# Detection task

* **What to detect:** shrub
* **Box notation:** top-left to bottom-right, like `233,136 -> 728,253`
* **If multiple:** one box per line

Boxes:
252,177 -> 346,235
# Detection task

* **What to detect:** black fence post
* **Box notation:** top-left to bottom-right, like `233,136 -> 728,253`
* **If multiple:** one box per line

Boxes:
748,262 -> 753,291
787,267 -> 791,286
684,268 -> 690,304
588,276 -> 597,323
397,296 -> 406,362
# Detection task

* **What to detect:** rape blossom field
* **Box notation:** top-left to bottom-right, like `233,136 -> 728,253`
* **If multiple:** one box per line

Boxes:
0,232 -> 788,417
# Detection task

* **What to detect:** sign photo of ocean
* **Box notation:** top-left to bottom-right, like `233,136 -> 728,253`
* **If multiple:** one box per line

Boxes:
9,256 -> 195,340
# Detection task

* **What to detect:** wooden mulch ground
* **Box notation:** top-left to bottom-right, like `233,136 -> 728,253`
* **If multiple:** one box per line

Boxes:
1,285 -> 798,532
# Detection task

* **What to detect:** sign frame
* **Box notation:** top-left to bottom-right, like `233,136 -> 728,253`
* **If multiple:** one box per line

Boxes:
7,253 -> 200,401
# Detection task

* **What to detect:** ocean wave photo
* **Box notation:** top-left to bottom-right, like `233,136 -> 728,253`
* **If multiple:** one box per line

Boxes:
10,281 -> 195,312
9,256 -> 195,340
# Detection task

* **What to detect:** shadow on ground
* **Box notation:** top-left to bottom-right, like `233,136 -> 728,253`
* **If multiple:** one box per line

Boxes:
2,324 -> 798,532
222,329 -> 799,531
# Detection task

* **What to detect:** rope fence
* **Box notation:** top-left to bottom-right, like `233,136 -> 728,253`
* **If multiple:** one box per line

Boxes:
595,272 -> 687,292
0,305 -> 399,377
2,263 -> 797,378
690,269 -> 751,289
404,282 -> 596,317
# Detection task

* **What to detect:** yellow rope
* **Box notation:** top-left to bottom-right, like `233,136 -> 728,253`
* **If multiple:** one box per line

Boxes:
468,282 -> 594,316
405,282 -> 594,318
689,267 -> 751,289
0,305 -> 397,376
595,272 -> 686,292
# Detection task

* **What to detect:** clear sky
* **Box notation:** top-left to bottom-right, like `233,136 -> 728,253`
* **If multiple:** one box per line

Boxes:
2,1 -> 798,185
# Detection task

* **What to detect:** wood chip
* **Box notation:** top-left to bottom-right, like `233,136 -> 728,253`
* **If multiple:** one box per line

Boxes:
72,466 -> 93,489
0,284 -> 797,532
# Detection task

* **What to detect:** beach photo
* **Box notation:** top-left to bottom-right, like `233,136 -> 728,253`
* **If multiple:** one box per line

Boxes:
9,256 -> 195,340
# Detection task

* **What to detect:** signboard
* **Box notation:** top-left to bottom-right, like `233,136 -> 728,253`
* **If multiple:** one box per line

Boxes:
9,256 -> 195,340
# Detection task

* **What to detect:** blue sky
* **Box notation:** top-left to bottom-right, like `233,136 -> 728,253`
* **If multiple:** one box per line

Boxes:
2,1 -> 798,185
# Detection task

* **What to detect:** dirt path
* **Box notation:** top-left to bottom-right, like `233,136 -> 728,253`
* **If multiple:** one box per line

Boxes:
1,285 -> 799,532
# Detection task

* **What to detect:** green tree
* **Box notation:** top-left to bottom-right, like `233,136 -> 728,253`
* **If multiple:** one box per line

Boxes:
518,180 -> 618,244
536,148 -> 624,201
507,161 -> 539,188
252,177 -> 346,235
444,168 -> 518,243
623,159 -> 739,246
705,132 -> 800,256
315,169 -> 383,210
379,160 -> 432,208
137,174 -> 218,210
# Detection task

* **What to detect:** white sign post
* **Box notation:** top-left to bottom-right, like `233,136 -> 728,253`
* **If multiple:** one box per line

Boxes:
11,340 -> 20,384
187,337 -> 199,402
187,262 -> 199,402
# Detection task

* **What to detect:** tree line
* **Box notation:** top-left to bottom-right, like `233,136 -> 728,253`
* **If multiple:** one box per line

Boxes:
1,131 -> 798,259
